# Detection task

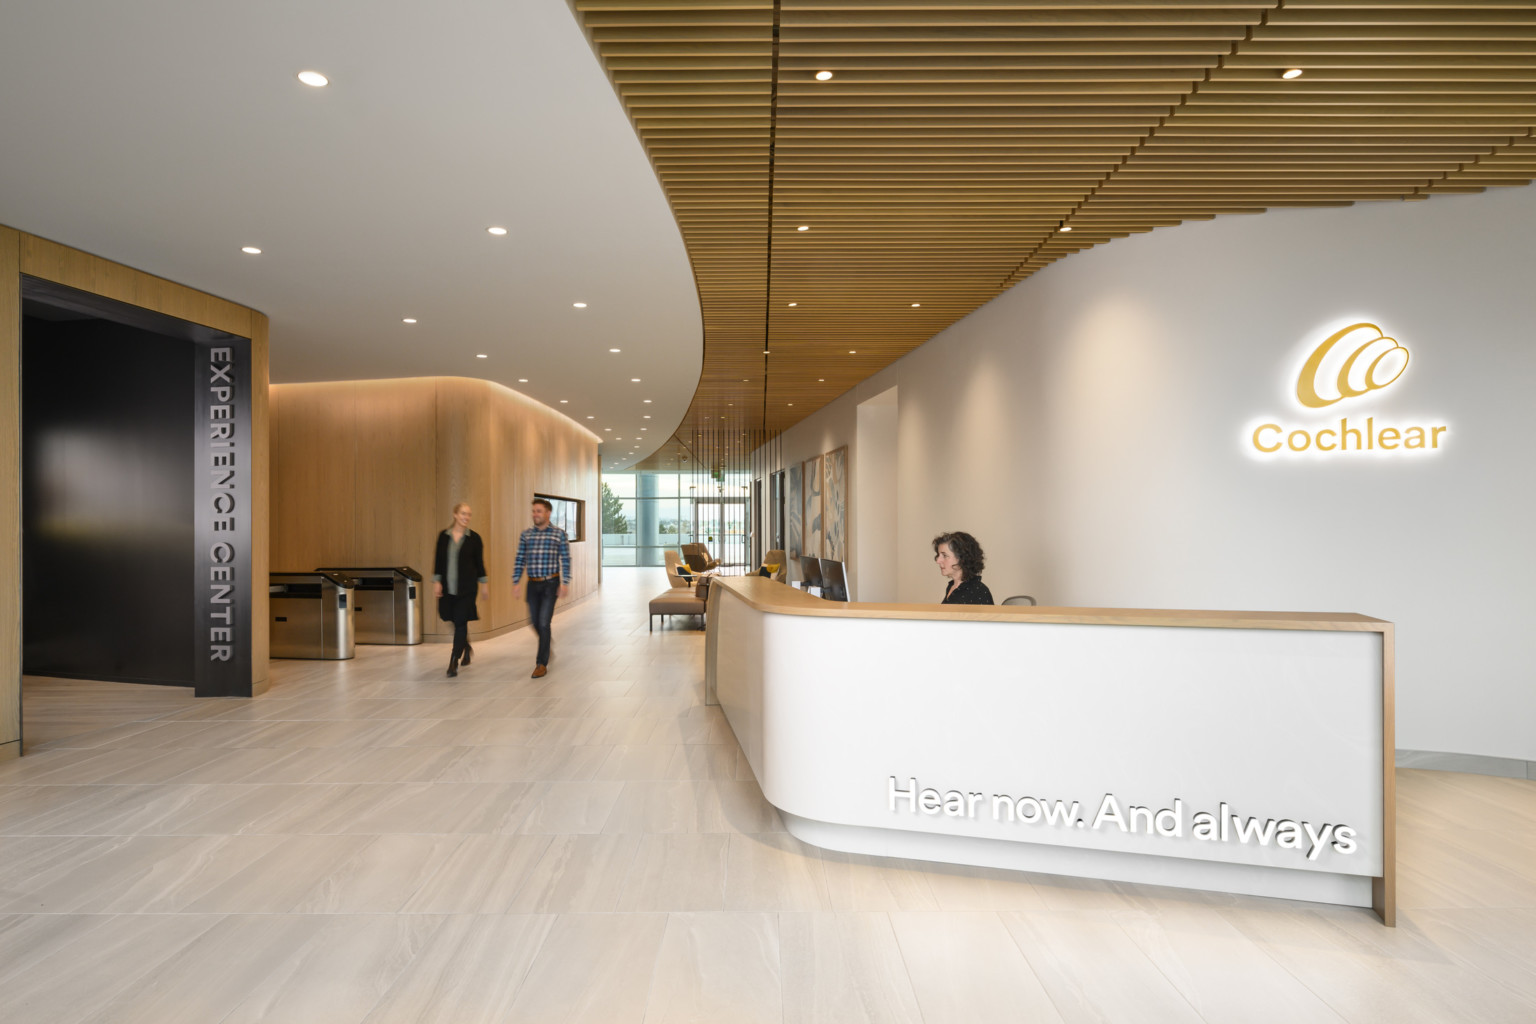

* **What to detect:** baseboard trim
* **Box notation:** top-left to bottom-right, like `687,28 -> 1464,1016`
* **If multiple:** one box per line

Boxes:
1396,749 -> 1536,781
0,739 -> 19,762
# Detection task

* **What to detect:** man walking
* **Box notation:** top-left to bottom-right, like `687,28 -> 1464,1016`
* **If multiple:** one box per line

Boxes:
512,497 -> 571,678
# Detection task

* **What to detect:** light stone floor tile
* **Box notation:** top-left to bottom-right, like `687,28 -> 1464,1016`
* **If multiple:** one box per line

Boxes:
515,780 -> 626,834
400,834 -> 554,914
644,912 -> 781,1024
999,909 -> 1206,1023
617,833 -> 730,912
724,833 -> 832,912
889,911 -> 1065,1024
505,912 -> 669,1024
290,834 -> 467,913
506,833 -> 645,913
360,914 -> 555,1024
780,912 -> 925,1024
2,912 -> 224,1024
819,850 -> 941,911
8,570 -> 1536,1023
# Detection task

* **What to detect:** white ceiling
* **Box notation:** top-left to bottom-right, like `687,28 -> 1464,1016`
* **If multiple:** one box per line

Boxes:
0,0 -> 702,470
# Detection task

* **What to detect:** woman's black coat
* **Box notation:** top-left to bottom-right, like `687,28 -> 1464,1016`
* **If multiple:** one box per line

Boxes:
434,528 -> 487,622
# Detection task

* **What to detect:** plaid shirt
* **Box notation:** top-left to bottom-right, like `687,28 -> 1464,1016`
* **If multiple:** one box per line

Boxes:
513,525 -> 571,584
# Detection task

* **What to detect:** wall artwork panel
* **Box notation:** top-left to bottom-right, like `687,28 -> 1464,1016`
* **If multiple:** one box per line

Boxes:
803,454 -> 824,561
787,464 -> 803,560
823,446 -> 848,561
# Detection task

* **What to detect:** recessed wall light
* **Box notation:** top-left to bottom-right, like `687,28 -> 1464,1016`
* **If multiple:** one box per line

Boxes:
573,302 -> 587,308
402,317 -> 417,323
1281,68 -> 1304,79
796,225 -> 809,232
241,246 -> 261,255
815,70 -> 834,81
476,354 -> 488,359
487,226 -> 508,236
297,70 -> 329,87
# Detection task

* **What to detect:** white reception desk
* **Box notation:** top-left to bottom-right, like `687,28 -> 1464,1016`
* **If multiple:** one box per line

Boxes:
705,577 -> 1395,924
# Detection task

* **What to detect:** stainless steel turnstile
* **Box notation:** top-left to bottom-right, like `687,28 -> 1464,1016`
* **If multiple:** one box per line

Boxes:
269,572 -> 356,659
314,566 -> 424,645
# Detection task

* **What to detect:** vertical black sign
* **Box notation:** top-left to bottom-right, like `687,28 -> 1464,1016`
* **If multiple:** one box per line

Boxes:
193,338 -> 252,696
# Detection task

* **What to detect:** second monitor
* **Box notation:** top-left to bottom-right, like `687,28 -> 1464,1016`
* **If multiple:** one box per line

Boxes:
818,559 -> 849,602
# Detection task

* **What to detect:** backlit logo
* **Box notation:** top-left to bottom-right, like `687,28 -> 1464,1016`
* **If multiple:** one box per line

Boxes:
1296,322 -> 1409,408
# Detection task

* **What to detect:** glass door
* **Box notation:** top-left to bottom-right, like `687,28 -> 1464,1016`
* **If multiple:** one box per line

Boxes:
694,498 -> 748,568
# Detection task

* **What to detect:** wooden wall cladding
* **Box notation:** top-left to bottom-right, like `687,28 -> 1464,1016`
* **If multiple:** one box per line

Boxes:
570,0 -> 1536,469
270,377 -> 600,639
1,228 -> 271,727
0,227 -> 20,756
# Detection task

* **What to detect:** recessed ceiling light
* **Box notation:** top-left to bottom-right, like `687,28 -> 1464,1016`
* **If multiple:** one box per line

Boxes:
797,225 -> 809,232
476,354 -> 488,359
402,317 -> 417,323
643,399 -> 652,403
631,378 -> 641,382
643,415 -> 651,419
1060,226 -> 1073,233
788,403 -> 794,407
573,302 -> 587,308
910,303 -> 921,308
518,378 -> 528,382
787,302 -> 797,307
641,427 -> 647,430
241,246 -> 261,255
605,427 -> 612,431
297,70 -> 329,87
609,348 -> 621,353
1281,68 -> 1304,79
815,71 -> 834,81
560,399 -> 569,403
763,349 -> 771,355
818,378 -> 825,382
587,415 -> 595,419
487,226 -> 508,236
849,350 -> 857,354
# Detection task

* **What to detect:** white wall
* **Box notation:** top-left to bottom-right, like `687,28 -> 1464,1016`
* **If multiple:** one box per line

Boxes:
763,184 -> 1536,762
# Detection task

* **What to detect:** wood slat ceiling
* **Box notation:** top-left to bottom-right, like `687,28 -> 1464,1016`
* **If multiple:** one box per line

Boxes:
570,0 -> 1536,472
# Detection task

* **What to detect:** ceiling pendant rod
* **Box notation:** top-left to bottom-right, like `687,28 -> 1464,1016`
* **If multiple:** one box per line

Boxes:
760,0 -> 782,442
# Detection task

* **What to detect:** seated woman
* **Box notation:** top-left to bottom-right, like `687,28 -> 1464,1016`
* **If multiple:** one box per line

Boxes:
933,531 -> 994,605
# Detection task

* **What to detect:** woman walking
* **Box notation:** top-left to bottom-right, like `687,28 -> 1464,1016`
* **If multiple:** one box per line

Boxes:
433,502 -> 488,676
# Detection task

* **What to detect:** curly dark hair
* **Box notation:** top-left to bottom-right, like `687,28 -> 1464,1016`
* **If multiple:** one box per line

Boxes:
932,531 -> 985,581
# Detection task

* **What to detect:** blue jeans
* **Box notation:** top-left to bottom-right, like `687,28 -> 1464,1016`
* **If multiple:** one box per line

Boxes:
526,578 -> 559,666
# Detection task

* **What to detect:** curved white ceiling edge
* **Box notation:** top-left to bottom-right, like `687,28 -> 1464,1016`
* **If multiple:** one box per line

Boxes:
0,0 -> 701,470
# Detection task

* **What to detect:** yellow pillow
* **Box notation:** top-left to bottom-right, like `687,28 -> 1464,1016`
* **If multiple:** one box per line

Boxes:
762,563 -> 781,574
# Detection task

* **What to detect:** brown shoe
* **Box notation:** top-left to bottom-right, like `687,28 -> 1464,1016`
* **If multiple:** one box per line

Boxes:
531,664 -> 547,678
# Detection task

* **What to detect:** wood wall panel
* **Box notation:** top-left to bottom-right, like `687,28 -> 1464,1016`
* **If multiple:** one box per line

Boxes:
271,377 -> 600,642
4,228 -> 270,717
0,227 -> 20,758
249,313 -> 271,693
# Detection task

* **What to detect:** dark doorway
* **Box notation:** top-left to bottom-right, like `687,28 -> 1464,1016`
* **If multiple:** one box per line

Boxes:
20,278 -> 251,692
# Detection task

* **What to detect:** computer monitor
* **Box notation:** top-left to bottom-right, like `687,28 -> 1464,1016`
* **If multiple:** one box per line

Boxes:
818,559 -> 849,602
799,556 -> 823,587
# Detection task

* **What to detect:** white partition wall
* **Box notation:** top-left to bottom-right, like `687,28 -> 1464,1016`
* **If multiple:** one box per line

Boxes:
759,184 -> 1536,766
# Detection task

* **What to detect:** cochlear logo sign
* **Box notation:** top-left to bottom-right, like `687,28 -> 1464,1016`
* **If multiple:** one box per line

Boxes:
1295,323 -> 1408,408
1249,321 -> 1448,456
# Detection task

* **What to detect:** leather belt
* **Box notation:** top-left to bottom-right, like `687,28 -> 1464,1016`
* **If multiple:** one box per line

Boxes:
529,574 -> 559,581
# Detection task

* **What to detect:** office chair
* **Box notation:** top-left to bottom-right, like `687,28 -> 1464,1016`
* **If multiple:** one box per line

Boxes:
1001,595 -> 1037,606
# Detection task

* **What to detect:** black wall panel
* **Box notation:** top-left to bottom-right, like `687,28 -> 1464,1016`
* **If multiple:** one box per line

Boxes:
22,317 -> 197,685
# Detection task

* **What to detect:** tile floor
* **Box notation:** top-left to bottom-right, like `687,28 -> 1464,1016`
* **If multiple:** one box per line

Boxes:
2,567 -> 1534,1023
